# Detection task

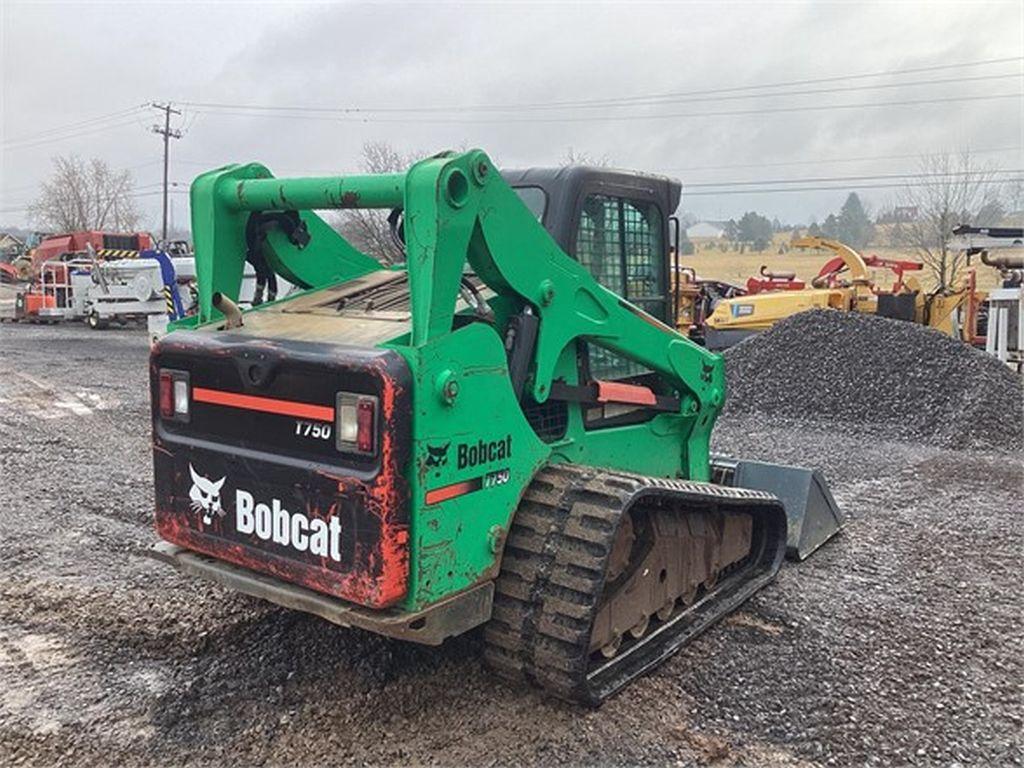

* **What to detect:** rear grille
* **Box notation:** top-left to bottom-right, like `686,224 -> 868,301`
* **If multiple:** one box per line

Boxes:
325,273 -> 488,317
524,398 -> 568,443
334,273 -> 412,314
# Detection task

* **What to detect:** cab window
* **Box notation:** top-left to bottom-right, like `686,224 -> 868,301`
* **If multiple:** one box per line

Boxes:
513,186 -> 547,223
574,194 -> 665,321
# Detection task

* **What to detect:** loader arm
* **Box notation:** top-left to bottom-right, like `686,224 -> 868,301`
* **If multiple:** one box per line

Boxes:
185,149 -> 724,479
398,153 -> 723,474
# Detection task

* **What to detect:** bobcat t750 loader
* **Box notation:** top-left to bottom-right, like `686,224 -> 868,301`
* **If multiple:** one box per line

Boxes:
150,150 -> 842,705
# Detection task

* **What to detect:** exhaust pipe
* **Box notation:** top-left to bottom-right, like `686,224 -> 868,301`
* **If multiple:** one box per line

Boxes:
981,251 -> 1024,271
212,292 -> 243,329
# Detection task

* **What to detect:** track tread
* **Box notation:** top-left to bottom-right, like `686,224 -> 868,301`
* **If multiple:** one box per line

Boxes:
482,464 -> 787,706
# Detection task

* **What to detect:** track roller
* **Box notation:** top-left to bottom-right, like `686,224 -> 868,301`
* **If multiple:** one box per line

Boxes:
483,464 -> 787,706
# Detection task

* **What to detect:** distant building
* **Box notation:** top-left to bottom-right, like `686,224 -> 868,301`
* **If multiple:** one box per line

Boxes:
0,232 -> 25,261
686,221 -> 726,239
892,206 -> 918,223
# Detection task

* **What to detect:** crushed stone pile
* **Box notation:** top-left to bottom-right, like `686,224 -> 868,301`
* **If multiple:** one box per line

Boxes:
722,309 -> 1023,451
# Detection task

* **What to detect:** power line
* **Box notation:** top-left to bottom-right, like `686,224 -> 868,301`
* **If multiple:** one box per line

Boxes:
1,117 -> 145,151
162,147 -> 1022,180
177,55 -> 1023,115
189,91 -> 1022,126
1,105 -> 147,147
0,169 -> 178,201
466,55 -> 1024,111
664,146 -> 1022,173
182,73 -> 1021,118
685,178 -> 1024,197
686,168 -> 1023,189
180,71 -> 1023,116
0,187 -> 188,214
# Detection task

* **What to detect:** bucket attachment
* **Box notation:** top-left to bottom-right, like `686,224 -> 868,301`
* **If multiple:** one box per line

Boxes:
711,456 -> 843,561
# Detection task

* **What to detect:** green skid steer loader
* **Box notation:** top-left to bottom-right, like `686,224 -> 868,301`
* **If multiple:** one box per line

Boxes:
150,150 -> 842,705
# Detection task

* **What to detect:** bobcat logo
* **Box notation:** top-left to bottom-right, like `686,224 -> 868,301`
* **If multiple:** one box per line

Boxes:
425,442 -> 450,468
189,464 -> 226,525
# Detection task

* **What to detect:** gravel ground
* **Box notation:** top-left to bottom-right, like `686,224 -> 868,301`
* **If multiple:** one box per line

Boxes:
1,322 -> 1021,767
724,310 -> 1024,451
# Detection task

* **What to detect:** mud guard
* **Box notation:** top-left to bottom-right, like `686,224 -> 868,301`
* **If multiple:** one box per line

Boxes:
711,456 -> 843,560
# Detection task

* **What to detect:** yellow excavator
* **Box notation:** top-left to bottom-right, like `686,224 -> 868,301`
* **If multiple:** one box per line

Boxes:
701,236 -> 984,349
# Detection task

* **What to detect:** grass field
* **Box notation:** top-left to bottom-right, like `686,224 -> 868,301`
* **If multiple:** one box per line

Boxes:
683,233 -> 1006,292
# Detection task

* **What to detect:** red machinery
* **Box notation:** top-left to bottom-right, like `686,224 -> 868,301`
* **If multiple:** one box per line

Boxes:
813,253 -> 923,293
6,231 -> 154,323
21,230 -> 154,278
746,265 -> 806,294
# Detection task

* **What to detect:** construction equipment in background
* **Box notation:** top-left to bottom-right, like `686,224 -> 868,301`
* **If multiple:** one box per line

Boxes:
702,236 -> 984,349
149,152 -> 842,706
12,230 -> 154,280
744,265 -> 806,294
671,265 -> 746,346
3,231 -> 164,326
23,244 -> 184,329
952,225 -> 1024,371
1,240 -> 297,334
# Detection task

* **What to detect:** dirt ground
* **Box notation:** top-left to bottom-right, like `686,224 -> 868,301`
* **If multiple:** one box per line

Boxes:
1,322 -> 1021,767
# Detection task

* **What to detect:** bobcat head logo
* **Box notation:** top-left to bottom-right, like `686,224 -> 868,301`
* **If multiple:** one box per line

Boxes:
189,464 -> 226,525
425,442 -> 450,468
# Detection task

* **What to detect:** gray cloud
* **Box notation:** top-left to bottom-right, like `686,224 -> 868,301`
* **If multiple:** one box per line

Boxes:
2,0 -> 1021,230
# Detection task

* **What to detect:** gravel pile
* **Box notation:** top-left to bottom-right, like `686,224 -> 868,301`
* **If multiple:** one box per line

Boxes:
723,309 -> 1024,451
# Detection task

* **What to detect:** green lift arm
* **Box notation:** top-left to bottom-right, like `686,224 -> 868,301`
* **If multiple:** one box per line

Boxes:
185,149 -> 724,481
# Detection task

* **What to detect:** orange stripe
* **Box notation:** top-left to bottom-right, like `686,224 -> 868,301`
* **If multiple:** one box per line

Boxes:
595,380 -> 658,406
192,387 -> 334,422
424,480 -> 476,506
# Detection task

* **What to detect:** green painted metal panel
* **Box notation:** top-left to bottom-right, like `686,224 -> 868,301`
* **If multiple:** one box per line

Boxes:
182,148 -> 727,610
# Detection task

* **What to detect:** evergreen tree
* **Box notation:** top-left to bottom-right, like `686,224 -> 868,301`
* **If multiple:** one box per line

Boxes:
835,192 -> 875,248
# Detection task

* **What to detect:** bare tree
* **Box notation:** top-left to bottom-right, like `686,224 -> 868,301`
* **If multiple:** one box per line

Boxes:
561,146 -> 611,167
1003,179 -> 1024,226
332,142 -> 416,265
27,155 -> 141,232
889,150 -> 1002,289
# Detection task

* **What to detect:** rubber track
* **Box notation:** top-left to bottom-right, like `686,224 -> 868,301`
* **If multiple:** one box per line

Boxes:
483,464 -> 786,706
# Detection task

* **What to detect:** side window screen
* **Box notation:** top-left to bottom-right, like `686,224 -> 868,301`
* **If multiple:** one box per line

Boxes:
575,194 -> 665,321
575,192 -> 667,388
576,195 -> 623,291
588,346 -> 646,381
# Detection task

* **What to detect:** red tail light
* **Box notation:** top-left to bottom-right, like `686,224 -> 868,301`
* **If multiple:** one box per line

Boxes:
159,371 -> 173,418
158,369 -> 190,422
336,392 -> 378,455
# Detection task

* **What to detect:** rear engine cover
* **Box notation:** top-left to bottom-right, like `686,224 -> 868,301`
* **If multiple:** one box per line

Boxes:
151,331 -> 412,609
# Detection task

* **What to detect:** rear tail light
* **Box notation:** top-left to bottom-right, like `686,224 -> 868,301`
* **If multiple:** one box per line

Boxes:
159,369 -> 190,422
336,392 -> 378,455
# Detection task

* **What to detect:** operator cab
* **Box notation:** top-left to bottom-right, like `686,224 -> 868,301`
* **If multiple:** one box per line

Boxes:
503,166 -> 680,327
503,167 -> 683,438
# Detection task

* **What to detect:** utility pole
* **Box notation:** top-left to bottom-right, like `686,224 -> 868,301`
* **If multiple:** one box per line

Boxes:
151,103 -> 182,244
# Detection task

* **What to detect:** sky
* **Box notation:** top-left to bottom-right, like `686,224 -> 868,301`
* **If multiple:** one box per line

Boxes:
1,0 -> 1022,235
